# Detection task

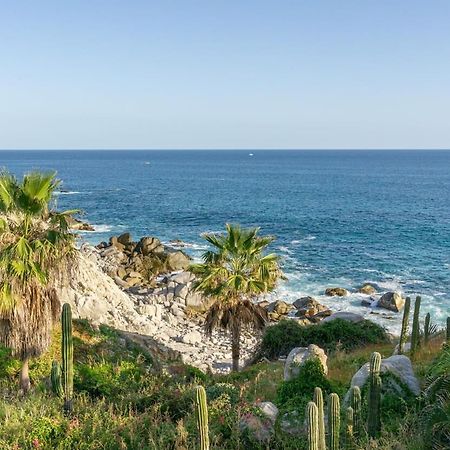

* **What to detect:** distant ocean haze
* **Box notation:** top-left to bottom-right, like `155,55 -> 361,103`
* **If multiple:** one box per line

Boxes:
2,149 -> 449,332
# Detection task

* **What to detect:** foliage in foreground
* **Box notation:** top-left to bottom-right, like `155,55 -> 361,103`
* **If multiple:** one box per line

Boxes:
259,318 -> 389,359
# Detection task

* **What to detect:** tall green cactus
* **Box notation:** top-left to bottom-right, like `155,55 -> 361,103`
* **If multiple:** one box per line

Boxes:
196,386 -> 209,450
345,406 -> 354,449
61,303 -> 73,414
350,386 -> 362,438
50,360 -> 63,398
313,387 -> 326,450
306,401 -> 319,450
328,393 -> 340,450
424,312 -> 431,344
367,352 -> 382,438
398,296 -> 411,354
411,296 -> 421,354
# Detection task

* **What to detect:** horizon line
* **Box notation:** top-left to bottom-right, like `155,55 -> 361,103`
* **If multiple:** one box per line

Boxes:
1,148 -> 450,152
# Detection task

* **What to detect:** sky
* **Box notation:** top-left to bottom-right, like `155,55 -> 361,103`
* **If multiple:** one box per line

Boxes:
1,0 -> 450,150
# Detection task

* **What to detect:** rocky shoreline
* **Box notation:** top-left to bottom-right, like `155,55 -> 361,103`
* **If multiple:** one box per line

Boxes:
61,231 -> 408,373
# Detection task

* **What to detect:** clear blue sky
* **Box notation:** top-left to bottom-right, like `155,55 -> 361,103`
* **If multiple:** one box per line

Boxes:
1,0 -> 449,149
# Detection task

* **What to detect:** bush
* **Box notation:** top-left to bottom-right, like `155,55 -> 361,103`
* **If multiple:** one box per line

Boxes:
277,358 -> 334,408
260,319 -> 388,359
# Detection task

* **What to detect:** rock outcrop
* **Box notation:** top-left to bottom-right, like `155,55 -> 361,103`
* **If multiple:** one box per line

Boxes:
325,287 -> 348,297
378,291 -> 405,312
58,245 -> 258,374
284,344 -> 328,381
345,354 -> 420,400
359,283 -> 376,295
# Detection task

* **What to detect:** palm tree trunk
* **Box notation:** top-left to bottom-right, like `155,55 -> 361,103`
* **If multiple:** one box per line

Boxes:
231,323 -> 241,372
20,357 -> 30,393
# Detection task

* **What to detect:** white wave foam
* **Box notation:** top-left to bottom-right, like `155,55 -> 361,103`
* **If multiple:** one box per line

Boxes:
88,224 -> 113,233
55,191 -> 83,195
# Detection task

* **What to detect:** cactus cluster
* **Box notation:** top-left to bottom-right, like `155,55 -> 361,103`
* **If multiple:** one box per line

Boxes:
328,393 -> 340,450
313,387 -> 326,450
411,296 -> 421,354
306,401 -> 319,450
398,296 -> 411,354
350,386 -> 362,438
424,312 -> 431,344
196,386 -> 210,450
367,352 -> 382,438
50,303 -> 74,414
345,406 -> 354,449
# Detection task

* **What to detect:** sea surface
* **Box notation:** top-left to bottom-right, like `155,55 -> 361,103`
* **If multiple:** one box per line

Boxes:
1,150 -> 449,333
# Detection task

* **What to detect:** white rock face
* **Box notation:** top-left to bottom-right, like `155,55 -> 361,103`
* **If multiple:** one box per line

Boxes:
57,247 -> 259,374
345,354 -> 420,400
284,344 -> 328,381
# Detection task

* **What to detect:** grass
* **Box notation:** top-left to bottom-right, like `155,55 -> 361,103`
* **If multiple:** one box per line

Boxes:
0,319 -> 448,449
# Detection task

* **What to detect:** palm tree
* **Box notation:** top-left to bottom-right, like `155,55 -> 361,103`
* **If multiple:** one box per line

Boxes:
0,171 -> 76,392
190,224 -> 283,371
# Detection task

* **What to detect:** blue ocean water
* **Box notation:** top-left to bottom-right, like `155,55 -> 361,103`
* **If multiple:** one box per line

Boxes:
1,150 -> 449,331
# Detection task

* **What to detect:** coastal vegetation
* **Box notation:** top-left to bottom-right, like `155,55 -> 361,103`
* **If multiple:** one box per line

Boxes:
0,171 -> 449,449
0,171 -> 76,392
190,224 -> 283,371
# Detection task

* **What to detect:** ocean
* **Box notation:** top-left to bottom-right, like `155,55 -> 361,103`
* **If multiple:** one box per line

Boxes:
1,150 -> 449,333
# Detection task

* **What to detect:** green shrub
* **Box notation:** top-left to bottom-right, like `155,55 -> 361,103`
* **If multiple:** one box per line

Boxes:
277,358 -> 334,409
260,319 -> 388,359
206,382 -> 240,405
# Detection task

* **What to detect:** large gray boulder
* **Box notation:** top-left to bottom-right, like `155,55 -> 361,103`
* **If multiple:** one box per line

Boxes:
378,292 -> 405,312
166,251 -> 191,271
345,354 -> 420,402
284,344 -> 328,381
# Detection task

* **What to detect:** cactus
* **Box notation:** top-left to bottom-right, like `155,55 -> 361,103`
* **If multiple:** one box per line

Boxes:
306,401 -> 319,450
367,352 -> 382,438
424,312 -> 431,344
398,296 -> 411,354
447,317 -> 450,342
196,386 -> 209,450
313,387 -> 326,450
61,303 -> 73,414
345,406 -> 354,449
328,393 -> 340,450
50,361 -> 63,398
411,296 -> 421,354
350,386 -> 362,438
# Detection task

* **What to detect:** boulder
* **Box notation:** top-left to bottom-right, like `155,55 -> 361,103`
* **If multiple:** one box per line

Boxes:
284,344 -> 328,381
166,251 -> 191,271
266,300 -> 294,315
345,354 -> 420,400
293,296 -> 331,317
256,401 -> 279,423
378,292 -> 405,312
117,232 -> 132,246
359,283 -> 376,295
322,312 -> 364,323
182,330 -> 202,345
325,287 -> 348,297
137,236 -> 163,256
240,413 -> 274,443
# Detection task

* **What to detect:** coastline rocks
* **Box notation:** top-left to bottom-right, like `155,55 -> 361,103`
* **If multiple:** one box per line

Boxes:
359,283 -> 376,295
346,355 -> 420,400
66,216 -> 95,231
293,296 -> 331,319
325,287 -> 348,297
284,344 -> 328,381
66,246 -> 259,374
322,312 -> 365,323
378,292 -> 405,312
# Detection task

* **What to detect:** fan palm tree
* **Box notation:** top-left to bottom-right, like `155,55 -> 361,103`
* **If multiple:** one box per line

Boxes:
0,170 -> 76,392
190,224 -> 283,371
